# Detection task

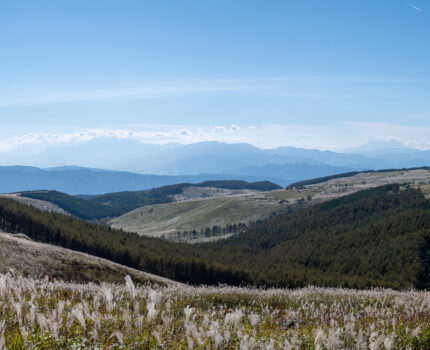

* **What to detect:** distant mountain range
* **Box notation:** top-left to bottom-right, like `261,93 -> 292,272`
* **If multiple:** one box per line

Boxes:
0,139 -> 429,194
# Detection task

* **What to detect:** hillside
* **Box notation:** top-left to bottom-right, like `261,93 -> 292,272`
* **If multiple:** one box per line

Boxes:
215,184 -> 430,289
18,190 -> 118,220
0,231 -> 173,285
84,180 -> 280,211
110,194 -> 286,241
1,185 -> 430,289
0,193 -> 69,215
18,180 -> 280,221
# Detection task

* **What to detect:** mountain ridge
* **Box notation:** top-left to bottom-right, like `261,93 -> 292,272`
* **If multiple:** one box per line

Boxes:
2,140 -> 430,177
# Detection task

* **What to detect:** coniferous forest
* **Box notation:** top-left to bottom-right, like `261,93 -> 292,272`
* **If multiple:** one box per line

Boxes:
1,184 -> 429,289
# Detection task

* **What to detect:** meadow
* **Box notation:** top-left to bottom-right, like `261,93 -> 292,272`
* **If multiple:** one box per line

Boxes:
1,272 -> 429,349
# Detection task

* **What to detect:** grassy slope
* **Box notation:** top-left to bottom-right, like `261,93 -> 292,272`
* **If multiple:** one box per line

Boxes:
0,231 -> 174,285
110,195 -> 285,237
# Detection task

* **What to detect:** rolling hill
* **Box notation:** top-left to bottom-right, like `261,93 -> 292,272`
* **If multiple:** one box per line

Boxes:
109,194 -> 286,241
18,180 -> 280,221
1,184 -> 430,289
109,168 -> 430,242
18,168 -> 430,244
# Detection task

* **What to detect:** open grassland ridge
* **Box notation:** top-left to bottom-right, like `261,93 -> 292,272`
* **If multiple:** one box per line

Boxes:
0,273 -> 429,348
287,166 -> 430,189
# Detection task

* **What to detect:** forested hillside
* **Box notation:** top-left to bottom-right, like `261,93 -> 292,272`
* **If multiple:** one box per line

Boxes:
214,184 -> 430,289
2,184 -> 430,289
0,197 -> 249,285
19,190 -> 118,220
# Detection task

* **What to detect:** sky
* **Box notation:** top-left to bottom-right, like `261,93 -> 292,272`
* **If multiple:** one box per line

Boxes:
0,0 -> 429,150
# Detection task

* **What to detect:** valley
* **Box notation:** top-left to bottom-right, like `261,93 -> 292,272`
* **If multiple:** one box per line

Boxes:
1,181 -> 430,289
5,167 -> 430,244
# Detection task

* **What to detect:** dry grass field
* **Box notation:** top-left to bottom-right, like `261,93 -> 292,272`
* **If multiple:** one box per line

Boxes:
0,273 -> 429,349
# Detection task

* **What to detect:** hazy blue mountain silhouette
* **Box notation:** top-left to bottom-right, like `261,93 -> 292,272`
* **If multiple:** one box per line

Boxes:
119,142 -> 430,174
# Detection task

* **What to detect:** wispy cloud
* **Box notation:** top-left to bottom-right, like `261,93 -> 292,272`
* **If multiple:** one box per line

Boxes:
0,85 -> 238,108
1,76 -> 429,107
407,2 -> 423,11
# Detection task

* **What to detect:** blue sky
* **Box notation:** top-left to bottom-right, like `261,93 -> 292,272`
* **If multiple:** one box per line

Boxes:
0,0 -> 429,150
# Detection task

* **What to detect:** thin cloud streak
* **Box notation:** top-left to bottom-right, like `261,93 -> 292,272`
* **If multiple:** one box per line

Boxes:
407,2 -> 423,11
0,85 -> 239,108
1,76 -> 429,107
